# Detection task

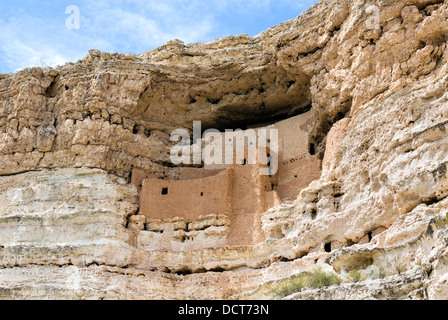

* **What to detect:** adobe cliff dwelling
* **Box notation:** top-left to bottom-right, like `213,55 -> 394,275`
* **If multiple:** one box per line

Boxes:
1,0 -> 448,300
130,110 -> 322,248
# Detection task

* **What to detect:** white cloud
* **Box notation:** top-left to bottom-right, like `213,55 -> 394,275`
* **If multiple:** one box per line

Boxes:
0,17 -> 73,72
0,0 -> 318,72
82,0 -> 216,49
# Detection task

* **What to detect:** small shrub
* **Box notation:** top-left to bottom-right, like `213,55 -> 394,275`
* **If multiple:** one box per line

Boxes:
435,212 -> 448,228
270,276 -> 307,299
344,261 -> 374,283
269,268 -> 341,299
309,268 -> 342,288
347,269 -> 363,283
388,256 -> 409,276
378,265 -> 386,279
394,264 -> 408,275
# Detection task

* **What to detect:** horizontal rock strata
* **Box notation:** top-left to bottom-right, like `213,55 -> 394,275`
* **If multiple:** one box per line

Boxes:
1,0 -> 448,299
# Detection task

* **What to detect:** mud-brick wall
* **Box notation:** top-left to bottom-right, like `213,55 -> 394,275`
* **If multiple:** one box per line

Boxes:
140,169 -> 232,220
272,110 -> 322,201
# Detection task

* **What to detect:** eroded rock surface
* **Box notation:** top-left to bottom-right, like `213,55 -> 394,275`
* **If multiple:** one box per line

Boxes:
1,0 -> 448,299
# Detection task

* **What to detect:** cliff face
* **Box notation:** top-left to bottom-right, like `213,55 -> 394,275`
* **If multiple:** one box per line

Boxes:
1,0 -> 448,300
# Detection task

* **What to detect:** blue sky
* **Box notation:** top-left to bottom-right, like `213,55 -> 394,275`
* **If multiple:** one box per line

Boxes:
0,0 -> 319,73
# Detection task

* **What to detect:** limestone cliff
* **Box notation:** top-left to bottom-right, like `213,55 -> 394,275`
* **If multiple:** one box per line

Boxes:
1,0 -> 448,299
